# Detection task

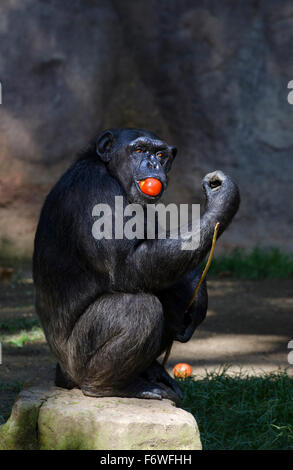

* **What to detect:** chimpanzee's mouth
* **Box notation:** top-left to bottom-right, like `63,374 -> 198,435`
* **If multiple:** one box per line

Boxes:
135,177 -> 164,199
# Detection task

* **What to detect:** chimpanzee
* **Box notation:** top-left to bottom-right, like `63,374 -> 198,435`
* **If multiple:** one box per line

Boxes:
33,128 -> 240,401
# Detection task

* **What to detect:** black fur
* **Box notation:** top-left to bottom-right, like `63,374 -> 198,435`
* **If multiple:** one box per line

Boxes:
33,128 -> 240,401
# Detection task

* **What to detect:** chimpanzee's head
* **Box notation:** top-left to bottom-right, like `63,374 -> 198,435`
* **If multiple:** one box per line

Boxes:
96,128 -> 177,204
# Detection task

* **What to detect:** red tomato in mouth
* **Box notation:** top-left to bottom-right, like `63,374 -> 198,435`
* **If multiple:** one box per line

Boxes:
138,178 -> 162,196
173,363 -> 192,379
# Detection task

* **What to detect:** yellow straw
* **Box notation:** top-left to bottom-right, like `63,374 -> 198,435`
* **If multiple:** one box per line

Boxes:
162,222 -> 220,367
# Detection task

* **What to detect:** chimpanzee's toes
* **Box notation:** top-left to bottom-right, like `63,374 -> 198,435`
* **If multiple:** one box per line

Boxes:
135,382 -> 180,403
128,379 -> 173,401
159,372 -> 183,401
137,388 -> 163,400
142,361 -> 183,401
156,382 -> 182,404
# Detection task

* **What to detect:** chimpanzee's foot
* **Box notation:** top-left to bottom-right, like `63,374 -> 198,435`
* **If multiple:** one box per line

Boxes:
81,382 -> 162,400
80,378 -> 166,400
141,360 -> 183,401
81,376 -> 181,402
126,378 -> 179,401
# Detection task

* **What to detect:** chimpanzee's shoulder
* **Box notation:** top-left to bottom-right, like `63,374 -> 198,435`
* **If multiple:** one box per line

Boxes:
75,139 -> 97,162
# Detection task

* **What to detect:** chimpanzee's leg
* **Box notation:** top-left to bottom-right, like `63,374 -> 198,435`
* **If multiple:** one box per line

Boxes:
62,292 -> 181,400
55,363 -> 77,389
158,265 -> 208,345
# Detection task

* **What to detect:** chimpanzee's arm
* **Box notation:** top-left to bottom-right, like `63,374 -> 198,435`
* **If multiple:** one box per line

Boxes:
123,171 -> 240,292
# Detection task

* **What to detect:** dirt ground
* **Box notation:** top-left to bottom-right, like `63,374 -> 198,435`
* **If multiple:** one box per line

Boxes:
167,278 -> 293,377
0,274 -> 292,419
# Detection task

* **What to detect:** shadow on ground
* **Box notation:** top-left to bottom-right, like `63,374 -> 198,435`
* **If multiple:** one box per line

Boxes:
165,278 -> 292,376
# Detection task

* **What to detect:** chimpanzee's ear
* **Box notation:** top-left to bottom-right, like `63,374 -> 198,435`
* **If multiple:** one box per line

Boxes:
170,146 -> 177,160
96,130 -> 114,162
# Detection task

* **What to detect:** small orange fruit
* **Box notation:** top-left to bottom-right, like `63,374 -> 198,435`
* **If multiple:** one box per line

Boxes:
138,178 -> 162,196
173,363 -> 192,379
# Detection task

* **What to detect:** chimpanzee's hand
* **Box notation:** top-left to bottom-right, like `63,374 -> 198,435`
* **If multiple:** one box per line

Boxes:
202,170 -> 240,212
203,170 -> 233,195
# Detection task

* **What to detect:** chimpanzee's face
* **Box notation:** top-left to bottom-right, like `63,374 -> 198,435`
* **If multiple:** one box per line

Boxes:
96,128 -> 177,204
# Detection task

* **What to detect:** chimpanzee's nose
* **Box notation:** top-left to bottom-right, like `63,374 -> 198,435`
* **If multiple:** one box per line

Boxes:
147,155 -> 160,170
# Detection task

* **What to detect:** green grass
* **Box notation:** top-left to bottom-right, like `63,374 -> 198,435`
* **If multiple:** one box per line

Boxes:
179,368 -> 293,450
1,326 -> 45,347
208,247 -> 293,279
0,317 -> 44,347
